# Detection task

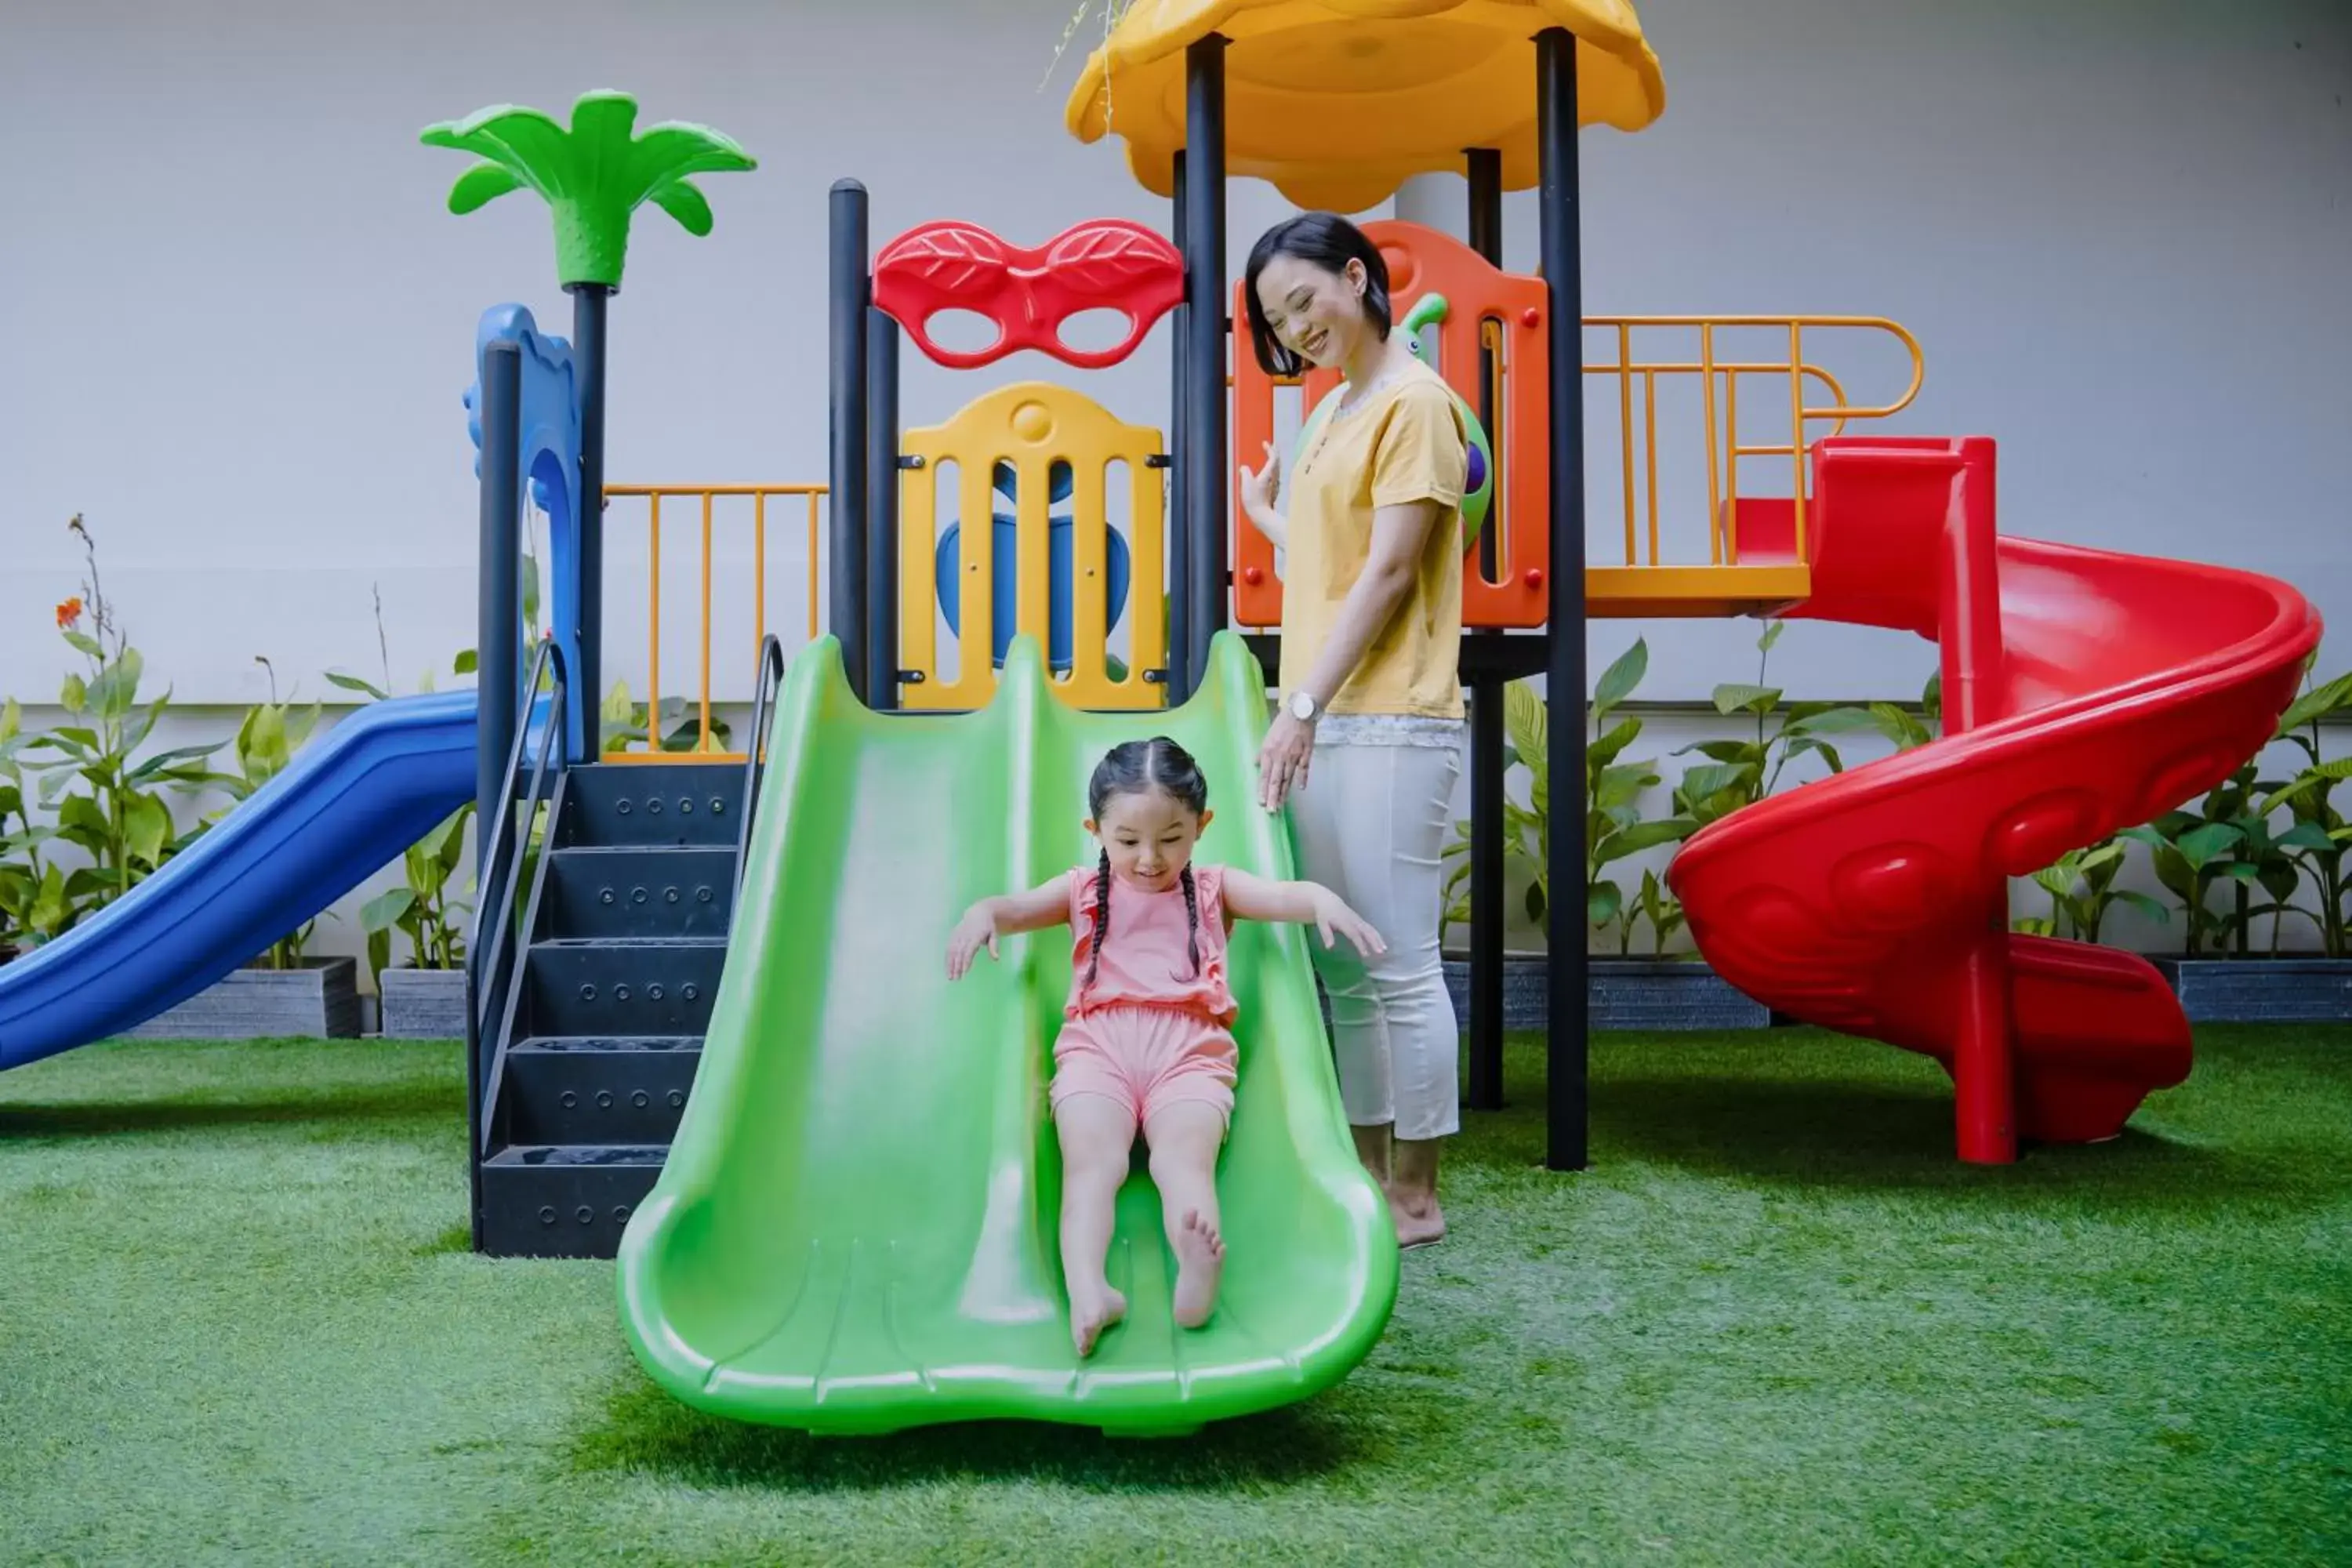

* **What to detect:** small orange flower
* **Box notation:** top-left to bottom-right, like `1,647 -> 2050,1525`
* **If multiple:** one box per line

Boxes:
55,597 -> 83,630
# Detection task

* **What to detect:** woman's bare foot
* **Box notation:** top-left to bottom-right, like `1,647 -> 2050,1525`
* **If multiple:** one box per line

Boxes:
1388,1190 -> 1446,1248
1171,1208 -> 1225,1328
1389,1134 -> 1446,1247
1069,1284 -> 1127,1357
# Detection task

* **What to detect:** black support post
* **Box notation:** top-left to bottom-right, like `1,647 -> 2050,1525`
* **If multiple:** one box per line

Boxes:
1182,37 -> 1229,695
1537,28 -> 1591,1171
865,307 -> 901,710
474,342 -> 523,928
470,337 -> 521,1232
829,180 -> 872,702
1167,151 -> 1190,703
1465,147 -> 1508,1113
569,285 -> 609,753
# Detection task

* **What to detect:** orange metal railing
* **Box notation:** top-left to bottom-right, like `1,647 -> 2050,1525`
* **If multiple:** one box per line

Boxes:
1232,306 -> 1922,625
600,484 -> 825,764
1581,315 -> 1924,571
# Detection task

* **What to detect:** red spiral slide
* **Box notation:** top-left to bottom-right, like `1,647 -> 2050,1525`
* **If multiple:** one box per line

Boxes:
1667,437 -> 2322,1162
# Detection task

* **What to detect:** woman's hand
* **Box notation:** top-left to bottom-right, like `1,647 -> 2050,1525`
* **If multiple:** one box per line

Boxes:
1239,440 -> 1281,521
945,901 -> 1001,980
1309,886 -> 1386,957
1256,711 -> 1316,811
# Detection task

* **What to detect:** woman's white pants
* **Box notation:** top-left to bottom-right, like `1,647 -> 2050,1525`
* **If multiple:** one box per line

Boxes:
1288,736 -> 1464,1141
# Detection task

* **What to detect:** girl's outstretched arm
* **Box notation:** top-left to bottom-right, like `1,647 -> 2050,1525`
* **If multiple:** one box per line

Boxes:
1221,868 -> 1386,958
946,877 -> 1069,978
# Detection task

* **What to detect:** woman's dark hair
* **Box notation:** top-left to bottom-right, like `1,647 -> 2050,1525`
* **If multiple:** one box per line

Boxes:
1241,212 -> 1392,378
1083,736 -> 1210,987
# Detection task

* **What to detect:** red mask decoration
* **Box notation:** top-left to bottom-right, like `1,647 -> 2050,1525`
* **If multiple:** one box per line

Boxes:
873,218 -> 1184,370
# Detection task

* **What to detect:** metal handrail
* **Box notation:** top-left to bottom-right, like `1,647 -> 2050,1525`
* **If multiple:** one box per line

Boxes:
470,637 -> 568,1160
735,633 -> 789,904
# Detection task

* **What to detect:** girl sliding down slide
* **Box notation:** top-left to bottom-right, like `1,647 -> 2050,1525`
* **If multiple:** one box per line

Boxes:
947,736 -> 1385,1356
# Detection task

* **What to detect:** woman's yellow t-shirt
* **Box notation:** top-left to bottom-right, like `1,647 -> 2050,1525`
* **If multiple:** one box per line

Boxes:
1277,358 -> 1468,720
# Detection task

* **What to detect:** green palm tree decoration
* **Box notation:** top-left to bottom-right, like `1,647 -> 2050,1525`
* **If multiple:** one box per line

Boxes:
419,89 -> 755,290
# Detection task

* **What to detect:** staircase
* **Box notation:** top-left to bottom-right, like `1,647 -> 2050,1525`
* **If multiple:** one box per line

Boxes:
474,761 -> 743,1258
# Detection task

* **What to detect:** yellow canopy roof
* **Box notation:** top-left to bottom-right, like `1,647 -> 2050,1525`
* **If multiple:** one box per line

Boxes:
1064,1 -> 1665,213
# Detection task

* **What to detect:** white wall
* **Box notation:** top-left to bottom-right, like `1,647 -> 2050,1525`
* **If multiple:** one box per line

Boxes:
4,0 -> 2347,975
0,0 -> 1316,710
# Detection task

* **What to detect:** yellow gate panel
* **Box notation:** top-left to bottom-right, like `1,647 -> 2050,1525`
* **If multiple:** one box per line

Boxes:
897,383 -> 1166,712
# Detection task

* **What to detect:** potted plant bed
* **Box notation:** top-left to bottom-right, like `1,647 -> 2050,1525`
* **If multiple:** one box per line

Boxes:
2150,956 -> 2352,1024
1438,949 -> 1771,1032
125,955 -> 361,1040
379,964 -> 470,1039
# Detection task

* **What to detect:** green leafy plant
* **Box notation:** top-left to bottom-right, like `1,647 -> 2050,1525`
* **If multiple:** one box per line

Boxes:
1577,640 -> 1698,949
323,593 -> 483,986
0,697 -> 62,951
1634,867 -> 1686,957
1869,668 -> 1942,752
2251,666 -> 2352,957
600,680 -> 733,756
2013,836 -> 2168,944
1670,623 -> 1888,829
203,657 -> 327,969
3,518 -> 223,940
421,92 -> 757,290
2120,764 -> 2272,957
362,805 -> 474,985
1439,639 -> 1694,954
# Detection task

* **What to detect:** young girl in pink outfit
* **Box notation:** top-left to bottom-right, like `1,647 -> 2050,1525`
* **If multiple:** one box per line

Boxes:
946,736 -> 1385,1357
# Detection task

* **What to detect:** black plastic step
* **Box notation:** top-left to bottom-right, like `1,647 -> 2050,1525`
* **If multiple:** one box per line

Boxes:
545,847 -> 735,939
560,764 -> 743,848
523,938 -> 727,1037
478,1144 -> 666,1258
503,1036 -> 702,1145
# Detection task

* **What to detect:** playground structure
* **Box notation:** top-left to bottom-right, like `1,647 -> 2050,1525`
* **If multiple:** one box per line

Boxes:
0,1 -> 2325,1437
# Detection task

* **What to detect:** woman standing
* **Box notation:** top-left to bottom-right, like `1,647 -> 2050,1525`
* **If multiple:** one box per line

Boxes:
1236,212 -> 1469,1250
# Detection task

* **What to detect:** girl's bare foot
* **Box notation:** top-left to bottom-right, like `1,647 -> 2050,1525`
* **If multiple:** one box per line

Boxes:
1171,1208 -> 1225,1328
1070,1284 -> 1127,1357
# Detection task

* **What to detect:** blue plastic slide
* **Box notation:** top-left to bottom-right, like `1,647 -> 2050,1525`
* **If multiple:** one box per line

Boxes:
0,691 -> 478,1070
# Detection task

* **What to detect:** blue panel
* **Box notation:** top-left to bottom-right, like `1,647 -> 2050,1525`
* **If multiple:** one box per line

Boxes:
935,514 -> 1133,672
466,304 -> 586,757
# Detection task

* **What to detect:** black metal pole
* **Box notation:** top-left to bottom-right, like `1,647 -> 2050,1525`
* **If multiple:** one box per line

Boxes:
1167,151 -> 1190,704
1183,37 -> 1229,694
865,307 -> 901,710
1465,147 -> 1508,1113
470,338 -> 521,1243
1538,27 -> 1591,1171
568,285 -> 608,756
829,180 -> 872,702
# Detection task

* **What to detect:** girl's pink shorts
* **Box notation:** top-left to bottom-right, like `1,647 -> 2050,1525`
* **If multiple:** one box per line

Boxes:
1051,1004 -> 1237,1131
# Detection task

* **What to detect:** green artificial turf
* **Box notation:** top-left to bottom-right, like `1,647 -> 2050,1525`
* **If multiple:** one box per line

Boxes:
2,1028 -> 2348,1565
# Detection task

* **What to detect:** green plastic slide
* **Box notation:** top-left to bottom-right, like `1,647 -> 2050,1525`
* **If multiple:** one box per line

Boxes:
616,632 -> 1399,1436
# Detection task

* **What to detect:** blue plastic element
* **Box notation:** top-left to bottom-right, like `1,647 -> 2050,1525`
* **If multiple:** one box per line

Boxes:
936,518 -> 1133,670
0,691 -> 505,1070
465,305 -> 585,757
933,463 -> 1131,671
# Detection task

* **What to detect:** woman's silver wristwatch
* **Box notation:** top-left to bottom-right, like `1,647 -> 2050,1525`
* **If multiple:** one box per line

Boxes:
1289,689 -> 1320,724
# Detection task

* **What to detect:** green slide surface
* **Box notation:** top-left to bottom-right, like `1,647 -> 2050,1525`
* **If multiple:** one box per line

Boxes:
616,632 -> 1399,1436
